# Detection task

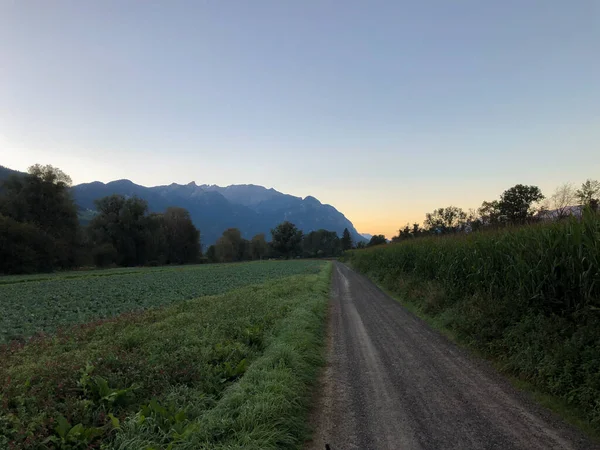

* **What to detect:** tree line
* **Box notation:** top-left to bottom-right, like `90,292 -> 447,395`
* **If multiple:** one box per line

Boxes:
0,165 -> 202,274
205,221 -> 354,262
0,165 -> 355,274
387,181 -> 600,244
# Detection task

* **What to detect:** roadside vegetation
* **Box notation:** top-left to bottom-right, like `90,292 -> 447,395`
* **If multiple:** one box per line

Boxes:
0,261 -> 331,449
344,210 -> 600,433
383,180 -> 599,244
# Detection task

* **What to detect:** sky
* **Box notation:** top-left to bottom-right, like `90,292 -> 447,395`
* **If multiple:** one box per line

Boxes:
1,1 -> 599,238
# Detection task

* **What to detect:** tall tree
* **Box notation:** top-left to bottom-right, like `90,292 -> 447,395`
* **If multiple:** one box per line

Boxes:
424,206 -> 467,233
250,233 -> 269,260
215,228 -> 249,262
545,183 -> 577,219
478,200 -> 502,226
160,207 -> 201,264
341,228 -> 353,251
498,184 -> 544,224
576,179 -> 600,210
271,221 -> 303,258
88,195 -> 152,266
0,164 -> 78,241
0,164 -> 80,271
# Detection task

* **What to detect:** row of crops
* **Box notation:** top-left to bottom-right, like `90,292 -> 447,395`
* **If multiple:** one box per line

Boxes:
0,260 -> 324,343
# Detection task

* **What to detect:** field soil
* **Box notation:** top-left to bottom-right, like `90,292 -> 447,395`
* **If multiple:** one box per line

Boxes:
308,262 -> 597,450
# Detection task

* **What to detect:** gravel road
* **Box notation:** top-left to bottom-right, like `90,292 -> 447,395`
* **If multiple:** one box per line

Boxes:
308,262 -> 597,450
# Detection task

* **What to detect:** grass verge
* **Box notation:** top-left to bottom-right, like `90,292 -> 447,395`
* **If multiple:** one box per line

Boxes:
0,262 -> 331,449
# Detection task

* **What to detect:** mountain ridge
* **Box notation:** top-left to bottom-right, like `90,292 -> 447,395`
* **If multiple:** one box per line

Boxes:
72,178 -> 366,246
0,165 -> 366,246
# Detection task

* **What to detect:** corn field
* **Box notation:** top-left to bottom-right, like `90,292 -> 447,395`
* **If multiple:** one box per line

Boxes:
345,209 -> 600,429
348,209 -> 600,315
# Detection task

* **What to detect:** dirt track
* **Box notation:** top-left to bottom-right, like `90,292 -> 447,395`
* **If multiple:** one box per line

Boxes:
308,262 -> 597,450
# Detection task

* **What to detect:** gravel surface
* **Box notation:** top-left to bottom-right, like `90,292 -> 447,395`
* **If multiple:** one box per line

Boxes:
308,262 -> 598,450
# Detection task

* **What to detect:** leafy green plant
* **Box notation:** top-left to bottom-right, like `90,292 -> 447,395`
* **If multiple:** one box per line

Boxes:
220,358 -> 248,383
43,415 -> 104,449
243,324 -> 264,347
138,399 -> 197,442
78,363 -> 139,407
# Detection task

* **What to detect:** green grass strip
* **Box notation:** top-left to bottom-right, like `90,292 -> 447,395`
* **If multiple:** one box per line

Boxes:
1,262 -> 331,449
110,262 -> 332,449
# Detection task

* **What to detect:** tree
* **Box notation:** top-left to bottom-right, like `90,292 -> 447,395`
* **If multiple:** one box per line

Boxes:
215,228 -> 248,262
0,164 -> 78,241
391,224 -> 411,243
576,179 -> 600,209
250,233 -> 269,260
424,206 -> 467,233
412,223 -> 423,237
465,209 -> 483,232
206,245 -> 218,263
0,164 -> 80,271
545,183 -> 577,219
302,229 -> 341,258
271,221 -> 303,258
498,184 -> 544,224
341,228 -> 353,251
367,235 -> 387,247
355,241 -> 366,249
87,195 -> 152,266
92,243 -> 119,268
0,214 -> 56,274
160,207 -> 201,264
477,200 -> 502,226
28,164 -> 72,186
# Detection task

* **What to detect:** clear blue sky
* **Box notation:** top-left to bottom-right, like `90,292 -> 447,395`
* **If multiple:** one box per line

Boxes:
1,1 -> 599,237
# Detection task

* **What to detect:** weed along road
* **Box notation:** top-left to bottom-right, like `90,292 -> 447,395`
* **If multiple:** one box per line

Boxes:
309,262 -> 596,450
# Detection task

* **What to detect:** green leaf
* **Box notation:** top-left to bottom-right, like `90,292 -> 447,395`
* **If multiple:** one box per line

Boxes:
67,423 -> 84,439
82,426 -> 104,440
93,376 -> 111,398
55,415 -> 71,439
174,410 -> 187,423
108,412 -> 121,430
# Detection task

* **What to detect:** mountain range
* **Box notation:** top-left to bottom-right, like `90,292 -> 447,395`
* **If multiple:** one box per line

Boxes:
1,166 -> 366,246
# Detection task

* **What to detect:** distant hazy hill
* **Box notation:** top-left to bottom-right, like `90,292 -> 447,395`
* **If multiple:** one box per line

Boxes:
71,179 -> 366,246
0,165 -> 22,181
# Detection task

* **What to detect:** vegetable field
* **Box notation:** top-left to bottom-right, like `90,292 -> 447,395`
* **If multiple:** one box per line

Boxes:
0,260 -> 324,343
0,261 -> 331,449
